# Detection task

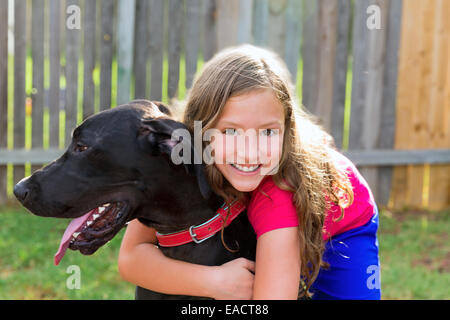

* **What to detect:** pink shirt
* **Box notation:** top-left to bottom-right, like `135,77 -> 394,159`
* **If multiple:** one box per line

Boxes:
247,150 -> 376,241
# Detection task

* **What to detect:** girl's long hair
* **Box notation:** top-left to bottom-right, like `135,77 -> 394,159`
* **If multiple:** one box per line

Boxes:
182,45 -> 354,297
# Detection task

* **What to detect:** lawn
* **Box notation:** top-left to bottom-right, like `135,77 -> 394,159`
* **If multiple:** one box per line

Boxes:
0,205 -> 448,299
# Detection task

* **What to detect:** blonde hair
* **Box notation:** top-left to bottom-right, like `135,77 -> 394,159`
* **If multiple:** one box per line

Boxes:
182,45 -> 353,297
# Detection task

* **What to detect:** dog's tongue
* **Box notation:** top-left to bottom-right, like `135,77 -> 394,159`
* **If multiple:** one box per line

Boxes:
54,209 -> 96,266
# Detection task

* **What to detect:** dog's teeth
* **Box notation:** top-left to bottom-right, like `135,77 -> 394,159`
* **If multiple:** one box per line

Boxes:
72,232 -> 80,239
93,214 -> 100,220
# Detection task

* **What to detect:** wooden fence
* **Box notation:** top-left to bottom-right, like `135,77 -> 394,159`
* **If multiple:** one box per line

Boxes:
0,0 -> 449,209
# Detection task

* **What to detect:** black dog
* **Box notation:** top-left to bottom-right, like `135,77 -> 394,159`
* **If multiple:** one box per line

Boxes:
14,100 -> 256,299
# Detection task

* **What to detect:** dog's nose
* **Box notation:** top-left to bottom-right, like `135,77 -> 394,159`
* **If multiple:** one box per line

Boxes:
14,178 -> 31,204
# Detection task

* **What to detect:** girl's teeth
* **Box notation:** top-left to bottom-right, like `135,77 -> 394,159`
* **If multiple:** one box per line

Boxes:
232,164 -> 260,172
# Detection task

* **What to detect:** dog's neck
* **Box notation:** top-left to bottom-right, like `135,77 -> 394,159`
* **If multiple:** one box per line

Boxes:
138,167 -> 225,234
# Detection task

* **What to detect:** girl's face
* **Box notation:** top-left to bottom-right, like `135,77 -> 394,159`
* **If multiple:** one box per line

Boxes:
212,89 -> 285,192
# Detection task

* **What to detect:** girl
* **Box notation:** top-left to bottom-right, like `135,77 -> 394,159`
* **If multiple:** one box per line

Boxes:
118,45 -> 381,300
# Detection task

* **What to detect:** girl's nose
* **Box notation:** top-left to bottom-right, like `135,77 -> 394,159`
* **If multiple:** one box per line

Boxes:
236,132 -> 259,165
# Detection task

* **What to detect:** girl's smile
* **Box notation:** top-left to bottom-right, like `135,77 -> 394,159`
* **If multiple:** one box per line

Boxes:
212,88 -> 285,192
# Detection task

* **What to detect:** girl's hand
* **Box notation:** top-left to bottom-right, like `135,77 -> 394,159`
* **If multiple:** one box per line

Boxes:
210,257 -> 255,300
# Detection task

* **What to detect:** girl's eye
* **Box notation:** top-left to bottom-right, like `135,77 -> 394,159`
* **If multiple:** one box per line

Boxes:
260,129 -> 277,136
224,128 -> 238,136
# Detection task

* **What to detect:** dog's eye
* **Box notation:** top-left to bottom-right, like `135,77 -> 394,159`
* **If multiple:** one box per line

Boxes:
74,143 -> 88,153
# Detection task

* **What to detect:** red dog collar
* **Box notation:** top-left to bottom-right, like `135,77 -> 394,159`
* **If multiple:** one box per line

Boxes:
156,200 -> 246,247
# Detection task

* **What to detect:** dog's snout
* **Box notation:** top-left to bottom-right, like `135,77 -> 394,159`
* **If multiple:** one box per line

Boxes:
14,178 -> 31,204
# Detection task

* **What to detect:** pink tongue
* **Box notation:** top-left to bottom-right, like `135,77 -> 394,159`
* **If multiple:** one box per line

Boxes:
54,209 -> 96,266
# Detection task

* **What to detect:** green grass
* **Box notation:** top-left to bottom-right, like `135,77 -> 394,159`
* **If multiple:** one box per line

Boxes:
0,206 -> 135,299
377,208 -> 450,299
0,206 -> 448,299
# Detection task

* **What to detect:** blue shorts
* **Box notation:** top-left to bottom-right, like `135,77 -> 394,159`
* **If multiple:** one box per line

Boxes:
310,207 -> 381,300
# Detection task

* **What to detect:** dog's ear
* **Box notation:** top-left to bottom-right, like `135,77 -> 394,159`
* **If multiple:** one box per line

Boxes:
139,118 -> 212,199
139,118 -> 186,156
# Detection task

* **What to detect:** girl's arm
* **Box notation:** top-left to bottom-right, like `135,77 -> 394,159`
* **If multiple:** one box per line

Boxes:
252,227 -> 301,300
118,219 -> 255,299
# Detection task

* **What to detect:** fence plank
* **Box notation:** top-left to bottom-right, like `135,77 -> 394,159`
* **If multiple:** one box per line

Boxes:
203,0 -> 217,61
267,0 -> 287,58
349,0 -> 370,150
217,0 -> 240,50
117,0 -> 136,105
49,0 -> 61,149
134,0 -> 149,99
31,0 -> 45,175
315,0 -> 338,131
284,0 -> 302,84
301,0 -> 319,113
149,0 -> 164,101
392,0 -> 420,208
83,0 -> 96,119
393,0 -> 433,209
359,0 -> 389,204
100,0 -> 114,110
237,0 -> 252,44
13,0 -> 27,187
65,0 -> 81,147
428,0 -> 450,209
253,0 -> 269,47
168,0 -> 183,100
377,0 -> 403,207
408,0 -> 435,208
185,0 -> 201,90
0,0 -> 7,203
330,0 -> 350,149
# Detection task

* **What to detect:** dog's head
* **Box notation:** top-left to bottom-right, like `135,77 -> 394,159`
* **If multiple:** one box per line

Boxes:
13,100 -> 216,264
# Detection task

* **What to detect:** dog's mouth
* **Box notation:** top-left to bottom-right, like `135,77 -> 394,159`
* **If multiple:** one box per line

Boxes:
54,201 -> 129,265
